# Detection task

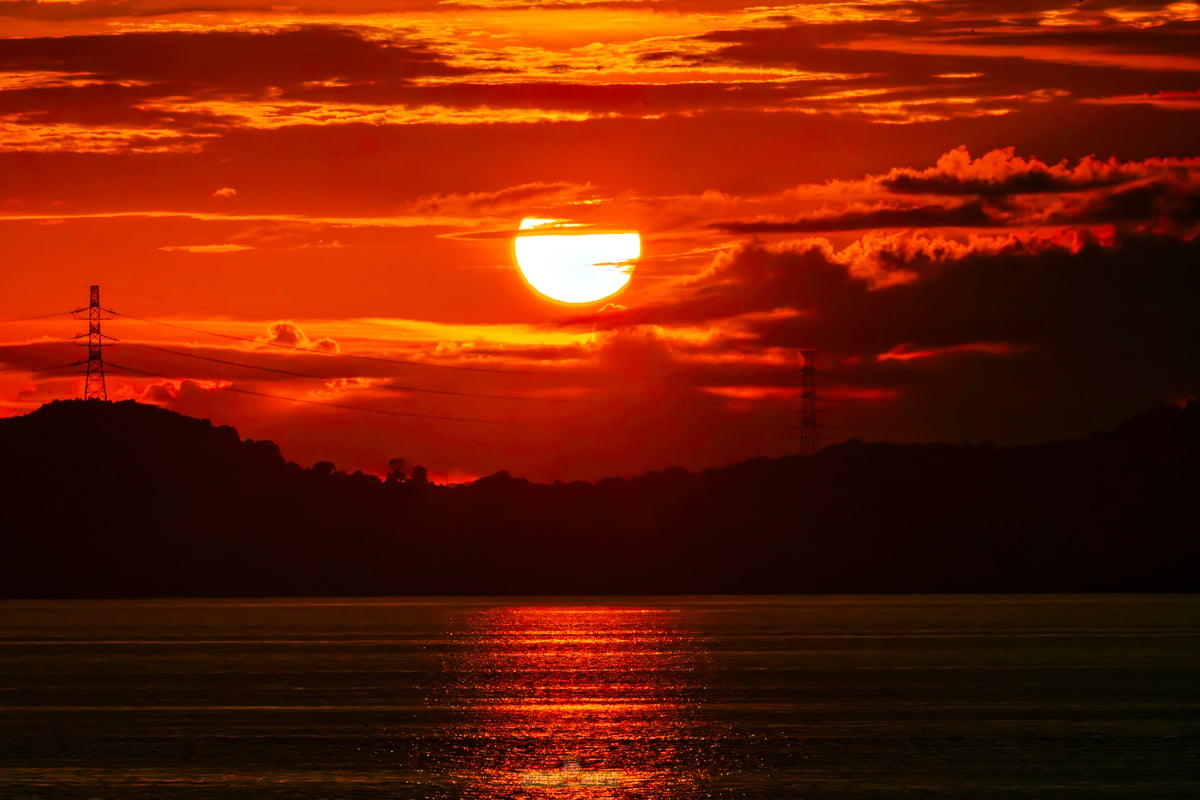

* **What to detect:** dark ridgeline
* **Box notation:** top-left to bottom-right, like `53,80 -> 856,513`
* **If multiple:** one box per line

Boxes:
0,399 -> 1196,597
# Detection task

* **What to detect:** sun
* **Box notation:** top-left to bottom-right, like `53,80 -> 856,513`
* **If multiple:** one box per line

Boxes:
514,218 -> 640,304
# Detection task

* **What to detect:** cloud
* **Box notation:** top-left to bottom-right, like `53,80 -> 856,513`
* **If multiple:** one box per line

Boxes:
672,9 -> 1200,121
709,148 -> 1200,240
158,243 -> 252,253
711,199 -> 1000,234
878,146 -> 1198,197
212,186 -> 237,198
967,19 -> 1200,57
410,182 -> 591,216
569,229 -> 1200,364
0,340 -> 89,372
572,227 -> 1110,328
1081,89 -> 1200,110
139,377 -> 228,405
0,0 -> 1196,168
565,230 -> 1200,448
262,321 -> 340,353
5,5 -> 1196,153
0,26 -> 470,88
0,0 -> 454,22
876,341 -> 1029,363
1038,178 -> 1200,236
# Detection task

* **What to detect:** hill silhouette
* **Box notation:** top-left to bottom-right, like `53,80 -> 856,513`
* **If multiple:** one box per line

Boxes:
1,399 -> 1197,597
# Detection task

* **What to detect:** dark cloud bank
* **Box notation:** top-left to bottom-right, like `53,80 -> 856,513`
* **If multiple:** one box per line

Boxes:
576,228 -> 1200,445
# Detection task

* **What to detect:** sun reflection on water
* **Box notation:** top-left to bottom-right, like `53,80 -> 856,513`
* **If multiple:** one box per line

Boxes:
442,606 -> 720,799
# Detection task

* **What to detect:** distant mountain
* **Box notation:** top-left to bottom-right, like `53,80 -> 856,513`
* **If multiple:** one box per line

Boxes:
1,399 -> 1197,597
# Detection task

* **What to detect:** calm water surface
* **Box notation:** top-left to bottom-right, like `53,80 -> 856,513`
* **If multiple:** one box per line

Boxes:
0,595 -> 1196,799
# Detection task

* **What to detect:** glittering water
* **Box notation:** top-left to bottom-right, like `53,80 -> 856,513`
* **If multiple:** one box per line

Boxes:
0,596 -> 1197,799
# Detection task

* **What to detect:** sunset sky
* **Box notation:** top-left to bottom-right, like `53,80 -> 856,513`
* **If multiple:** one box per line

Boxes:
1,0 -> 1197,482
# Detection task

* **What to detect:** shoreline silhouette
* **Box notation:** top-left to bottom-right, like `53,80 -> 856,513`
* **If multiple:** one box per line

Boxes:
1,399 -> 1196,598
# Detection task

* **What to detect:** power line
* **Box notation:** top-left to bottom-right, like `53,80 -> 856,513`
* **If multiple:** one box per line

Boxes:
0,361 -> 85,375
121,342 -> 574,404
7,289 -> 564,422
110,311 -> 553,377
226,387 -> 500,424
106,361 -> 501,424
0,310 -> 76,324
8,292 -> 859,438
29,361 -> 85,373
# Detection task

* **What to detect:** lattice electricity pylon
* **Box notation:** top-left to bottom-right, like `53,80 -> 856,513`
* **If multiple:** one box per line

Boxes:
73,285 -> 115,401
799,349 -> 818,455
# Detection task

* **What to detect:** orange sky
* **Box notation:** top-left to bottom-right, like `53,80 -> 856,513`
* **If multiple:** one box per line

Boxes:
1,0 -> 1198,481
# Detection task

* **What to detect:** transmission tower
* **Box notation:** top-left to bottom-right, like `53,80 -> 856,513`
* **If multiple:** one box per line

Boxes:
799,349 -> 818,455
77,285 -> 111,401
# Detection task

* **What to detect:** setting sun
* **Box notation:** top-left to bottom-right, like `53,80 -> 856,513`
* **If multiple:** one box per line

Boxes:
514,218 -> 640,304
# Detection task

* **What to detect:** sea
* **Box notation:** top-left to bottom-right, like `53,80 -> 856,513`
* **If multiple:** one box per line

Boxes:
0,595 -> 1196,799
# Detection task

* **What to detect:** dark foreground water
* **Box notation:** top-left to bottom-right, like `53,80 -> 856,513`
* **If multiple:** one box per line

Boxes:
0,595 -> 1196,799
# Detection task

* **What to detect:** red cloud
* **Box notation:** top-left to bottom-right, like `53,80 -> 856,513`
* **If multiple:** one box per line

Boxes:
880,146 -> 1200,197
261,320 -> 339,353
877,342 -> 1028,363
713,149 -> 1198,239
